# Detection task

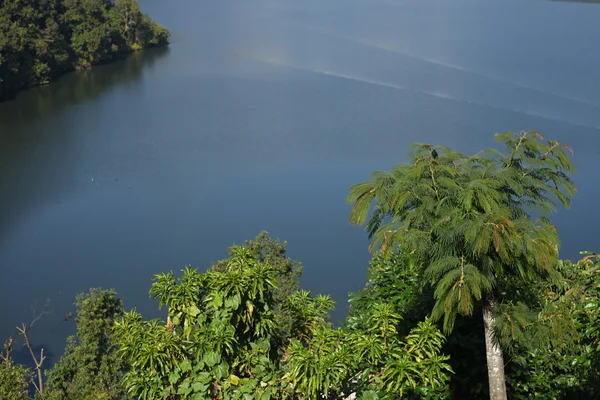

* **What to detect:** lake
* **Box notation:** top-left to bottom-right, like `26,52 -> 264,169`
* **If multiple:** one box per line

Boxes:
1,0 -> 599,363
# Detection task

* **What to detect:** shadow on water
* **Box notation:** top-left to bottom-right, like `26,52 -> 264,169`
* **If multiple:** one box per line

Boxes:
0,46 -> 169,245
0,46 -> 169,123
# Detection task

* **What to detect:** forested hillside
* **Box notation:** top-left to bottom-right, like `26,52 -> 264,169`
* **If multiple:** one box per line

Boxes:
0,0 -> 169,100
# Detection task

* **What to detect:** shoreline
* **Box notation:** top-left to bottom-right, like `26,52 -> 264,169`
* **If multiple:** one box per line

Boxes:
0,44 -> 169,104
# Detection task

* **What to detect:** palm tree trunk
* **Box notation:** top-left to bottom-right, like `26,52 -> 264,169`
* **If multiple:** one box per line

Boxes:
483,294 -> 507,400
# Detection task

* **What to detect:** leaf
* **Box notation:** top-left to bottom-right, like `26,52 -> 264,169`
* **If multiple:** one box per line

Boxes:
186,304 -> 201,317
168,371 -> 181,384
227,374 -> 240,386
203,351 -> 221,367
179,380 -> 190,389
179,359 -> 192,373
191,381 -> 208,393
260,388 -> 272,400
213,292 -> 223,308
213,361 -> 230,379
225,295 -> 240,310
177,386 -> 193,396
196,372 -> 212,384
177,380 -> 193,396
172,313 -> 181,325
361,391 -> 379,400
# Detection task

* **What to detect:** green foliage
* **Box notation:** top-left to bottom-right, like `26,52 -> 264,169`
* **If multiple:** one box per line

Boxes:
343,244 -> 600,399
45,288 -> 129,400
210,232 -> 304,342
114,245 -> 284,399
0,339 -> 32,400
347,254 -> 488,398
348,131 -> 577,398
349,130 -> 575,333
345,132 -> 600,399
0,0 -> 169,100
114,238 -> 453,399
284,312 -> 452,399
284,290 -> 334,339
504,253 -> 600,399
347,252 -> 433,335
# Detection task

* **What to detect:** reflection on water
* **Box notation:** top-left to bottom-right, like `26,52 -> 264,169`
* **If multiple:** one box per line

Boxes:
0,47 -> 169,243
0,47 -> 169,124
0,48 -> 169,359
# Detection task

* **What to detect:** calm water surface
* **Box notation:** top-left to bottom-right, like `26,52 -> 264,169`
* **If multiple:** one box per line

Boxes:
1,0 -> 599,362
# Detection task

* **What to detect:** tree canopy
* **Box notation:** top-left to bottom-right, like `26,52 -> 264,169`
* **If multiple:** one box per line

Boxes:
0,0 -> 169,100
45,288 -> 129,400
114,239 -> 451,399
348,130 -> 577,399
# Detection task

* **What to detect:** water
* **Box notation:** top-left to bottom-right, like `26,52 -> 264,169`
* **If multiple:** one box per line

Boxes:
1,0 -> 599,363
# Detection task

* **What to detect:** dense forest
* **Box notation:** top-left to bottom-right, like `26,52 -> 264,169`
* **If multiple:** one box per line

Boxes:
1,131 -> 599,400
0,0 -> 169,101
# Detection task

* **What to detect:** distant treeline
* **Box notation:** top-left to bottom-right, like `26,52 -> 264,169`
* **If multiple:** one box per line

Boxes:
0,0 -> 170,101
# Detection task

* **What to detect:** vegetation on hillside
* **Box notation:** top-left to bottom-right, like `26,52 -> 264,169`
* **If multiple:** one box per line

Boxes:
0,0 -> 169,100
1,132 -> 598,400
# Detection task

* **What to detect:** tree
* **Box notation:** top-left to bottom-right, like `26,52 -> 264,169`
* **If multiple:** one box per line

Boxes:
114,245 -> 284,399
0,0 -> 169,100
45,288 -> 129,400
503,252 -> 600,399
348,131 -> 576,400
347,252 -> 433,335
284,292 -> 452,399
114,238 -> 452,399
209,231 -> 303,341
0,338 -> 32,400
111,0 -> 144,46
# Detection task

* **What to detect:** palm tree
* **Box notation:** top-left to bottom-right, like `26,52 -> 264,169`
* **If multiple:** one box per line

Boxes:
348,131 -> 575,400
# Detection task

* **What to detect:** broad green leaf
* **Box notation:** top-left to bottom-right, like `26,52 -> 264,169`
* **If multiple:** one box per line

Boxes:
168,371 -> 180,384
196,372 -> 212,384
203,351 -> 221,367
179,359 -> 192,373
361,391 -> 379,400
214,361 -> 230,379
260,388 -> 272,400
186,304 -> 201,317
191,381 -> 208,393
213,293 -> 223,308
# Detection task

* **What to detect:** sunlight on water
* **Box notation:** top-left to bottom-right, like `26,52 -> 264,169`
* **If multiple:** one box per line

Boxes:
295,23 -> 600,111
237,52 -> 600,131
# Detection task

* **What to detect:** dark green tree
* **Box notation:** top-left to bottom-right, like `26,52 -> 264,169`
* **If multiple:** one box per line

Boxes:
346,252 -> 432,335
0,0 -> 169,100
210,231 -> 303,341
45,288 -> 129,400
503,253 -> 600,399
109,0 -> 168,49
348,131 -> 576,400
